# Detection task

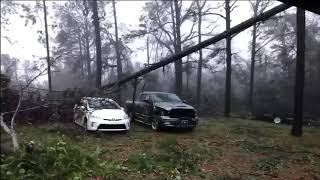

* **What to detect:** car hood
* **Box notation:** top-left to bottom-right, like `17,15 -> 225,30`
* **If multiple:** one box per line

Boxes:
154,102 -> 194,111
91,109 -> 126,119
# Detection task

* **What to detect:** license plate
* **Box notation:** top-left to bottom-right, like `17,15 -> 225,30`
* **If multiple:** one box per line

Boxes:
181,120 -> 188,124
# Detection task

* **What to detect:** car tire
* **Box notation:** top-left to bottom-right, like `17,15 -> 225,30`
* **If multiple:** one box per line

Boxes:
151,119 -> 161,132
274,117 -> 282,124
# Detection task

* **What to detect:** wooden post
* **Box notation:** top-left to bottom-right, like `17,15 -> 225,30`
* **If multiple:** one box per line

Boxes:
291,8 -> 305,137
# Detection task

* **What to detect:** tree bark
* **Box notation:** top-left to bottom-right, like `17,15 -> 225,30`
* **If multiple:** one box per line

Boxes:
147,35 -> 150,66
196,0 -> 203,111
112,0 -> 123,104
84,23 -> 91,81
225,0 -> 232,117
91,0 -> 102,88
173,0 -> 183,97
249,0 -> 259,114
291,8 -> 305,137
78,33 -> 84,80
43,0 -> 52,92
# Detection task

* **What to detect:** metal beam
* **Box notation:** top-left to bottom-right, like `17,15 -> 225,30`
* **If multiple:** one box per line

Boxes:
277,0 -> 320,15
102,4 -> 291,90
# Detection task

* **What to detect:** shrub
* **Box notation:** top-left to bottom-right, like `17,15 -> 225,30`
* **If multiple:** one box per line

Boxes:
0,139 -> 125,179
126,153 -> 158,172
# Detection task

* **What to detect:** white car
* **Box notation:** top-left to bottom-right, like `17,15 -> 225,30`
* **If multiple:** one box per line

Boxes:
74,97 -> 130,131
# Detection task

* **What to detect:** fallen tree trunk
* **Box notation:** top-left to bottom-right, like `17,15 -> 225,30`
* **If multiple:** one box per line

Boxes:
101,4 -> 291,90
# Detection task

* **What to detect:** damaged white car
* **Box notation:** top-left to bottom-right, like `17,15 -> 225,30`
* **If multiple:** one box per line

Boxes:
74,97 -> 130,131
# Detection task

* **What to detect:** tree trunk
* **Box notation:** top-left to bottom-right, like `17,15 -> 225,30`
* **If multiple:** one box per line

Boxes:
147,35 -> 150,66
112,0 -> 123,104
249,0 -> 259,114
186,56 -> 190,91
78,33 -> 84,80
43,0 -> 52,92
291,8 -> 305,137
91,0 -> 102,88
196,0 -> 203,111
173,0 -> 183,97
225,0 -> 232,117
102,4 -> 290,89
85,19 -> 91,80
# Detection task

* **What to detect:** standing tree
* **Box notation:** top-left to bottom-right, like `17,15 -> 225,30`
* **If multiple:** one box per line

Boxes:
248,0 -> 270,114
224,0 -> 232,117
43,0 -> 52,91
112,0 -> 123,103
292,8 -> 305,137
141,1 -> 198,97
90,0 -> 102,88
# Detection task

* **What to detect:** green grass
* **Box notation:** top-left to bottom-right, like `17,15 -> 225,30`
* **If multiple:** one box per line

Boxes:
1,117 -> 320,179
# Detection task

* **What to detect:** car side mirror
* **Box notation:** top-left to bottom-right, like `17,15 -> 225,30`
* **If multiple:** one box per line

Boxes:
182,99 -> 187,103
79,105 -> 86,110
120,107 -> 124,110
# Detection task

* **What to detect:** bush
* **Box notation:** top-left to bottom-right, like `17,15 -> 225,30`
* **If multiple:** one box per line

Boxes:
0,139 -> 124,180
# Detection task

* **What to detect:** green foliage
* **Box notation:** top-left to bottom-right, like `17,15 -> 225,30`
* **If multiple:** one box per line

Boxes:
127,153 -> 158,172
254,154 -> 288,174
126,137 -> 202,174
0,139 -> 124,180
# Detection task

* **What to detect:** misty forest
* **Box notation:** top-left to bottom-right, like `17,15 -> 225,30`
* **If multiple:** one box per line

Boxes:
1,0 -> 320,179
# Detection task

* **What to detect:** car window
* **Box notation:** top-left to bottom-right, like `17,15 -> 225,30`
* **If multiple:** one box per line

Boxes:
153,93 -> 182,103
88,99 -> 120,109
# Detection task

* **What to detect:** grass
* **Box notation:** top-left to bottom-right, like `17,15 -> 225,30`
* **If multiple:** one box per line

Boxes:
1,117 -> 320,179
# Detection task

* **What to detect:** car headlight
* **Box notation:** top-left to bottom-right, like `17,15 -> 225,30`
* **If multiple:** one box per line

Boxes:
123,114 -> 130,120
158,108 -> 169,116
91,115 -> 101,120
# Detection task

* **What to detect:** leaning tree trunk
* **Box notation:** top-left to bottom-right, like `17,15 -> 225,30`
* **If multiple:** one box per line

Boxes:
112,0 -> 123,104
173,0 -> 183,97
225,0 -> 232,117
43,0 -> 52,92
90,0 -> 102,88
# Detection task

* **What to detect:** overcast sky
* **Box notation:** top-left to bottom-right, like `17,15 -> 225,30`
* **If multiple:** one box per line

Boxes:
1,0 -> 299,78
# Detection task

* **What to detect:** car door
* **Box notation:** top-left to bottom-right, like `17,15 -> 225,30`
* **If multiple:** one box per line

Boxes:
141,94 -> 154,124
134,94 -> 146,121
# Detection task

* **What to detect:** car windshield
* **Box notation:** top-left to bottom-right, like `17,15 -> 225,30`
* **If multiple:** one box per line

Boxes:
88,99 -> 120,109
153,93 -> 182,103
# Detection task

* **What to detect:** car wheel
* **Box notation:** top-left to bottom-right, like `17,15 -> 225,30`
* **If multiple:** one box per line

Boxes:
274,117 -> 282,124
151,120 -> 161,132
